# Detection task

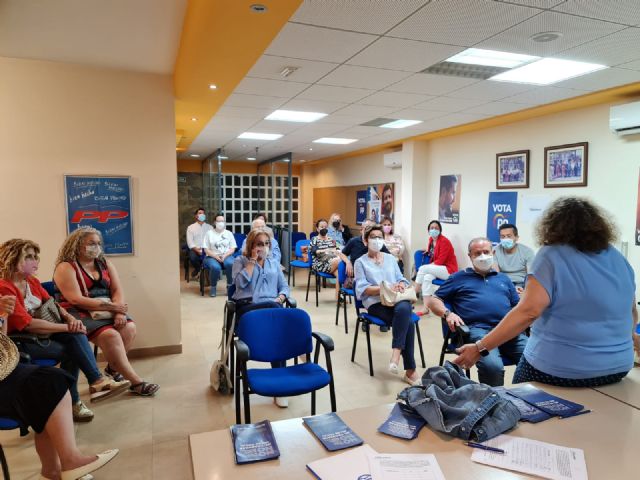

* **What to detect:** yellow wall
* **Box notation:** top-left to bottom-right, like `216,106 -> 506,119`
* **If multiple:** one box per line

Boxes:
0,57 -> 181,351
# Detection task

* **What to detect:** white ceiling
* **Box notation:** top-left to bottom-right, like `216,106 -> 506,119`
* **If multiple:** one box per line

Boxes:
187,0 -> 640,163
0,0 -> 187,74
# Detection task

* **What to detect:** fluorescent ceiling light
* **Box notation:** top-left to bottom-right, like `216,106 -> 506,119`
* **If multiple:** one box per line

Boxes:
313,137 -> 358,145
490,58 -> 607,85
246,156 -> 256,161
189,154 -> 200,158
380,119 -> 423,129
237,132 -> 283,140
265,109 -> 327,123
447,48 -> 539,68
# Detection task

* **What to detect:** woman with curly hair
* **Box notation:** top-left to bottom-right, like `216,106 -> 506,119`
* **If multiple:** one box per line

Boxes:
53,227 -> 159,396
454,197 -> 639,387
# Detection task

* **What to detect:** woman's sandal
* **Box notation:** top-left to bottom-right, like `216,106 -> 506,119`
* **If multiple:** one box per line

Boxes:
104,364 -> 126,383
130,381 -> 160,396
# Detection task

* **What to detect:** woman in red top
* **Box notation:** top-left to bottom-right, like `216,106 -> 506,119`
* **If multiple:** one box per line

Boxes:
53,227 -> 159,396
414,220 -> 458,313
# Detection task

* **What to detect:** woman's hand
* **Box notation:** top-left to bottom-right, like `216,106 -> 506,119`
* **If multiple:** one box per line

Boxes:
103,302 -> 128,314
392,283 -> 406,293
67,317 -> 87,334
114,313 -> 127,329
453,344 -> 481,370
0,295 -> 16,316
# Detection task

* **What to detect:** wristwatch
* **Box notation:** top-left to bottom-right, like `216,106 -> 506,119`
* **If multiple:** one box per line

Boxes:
475,339 -> 490,357
443,309 -> 451,320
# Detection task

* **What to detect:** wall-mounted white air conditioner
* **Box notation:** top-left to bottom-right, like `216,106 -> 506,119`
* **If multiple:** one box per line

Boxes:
383,151 -> 402,168
610,101 -> 640,136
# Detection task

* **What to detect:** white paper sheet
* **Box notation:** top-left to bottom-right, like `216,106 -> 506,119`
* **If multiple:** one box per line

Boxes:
470,435 -> 588,480
368,453 -> 447,480
519,194 -> 551,224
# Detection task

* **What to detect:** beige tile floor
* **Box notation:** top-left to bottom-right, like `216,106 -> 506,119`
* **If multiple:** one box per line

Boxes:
1,272 -> 517,479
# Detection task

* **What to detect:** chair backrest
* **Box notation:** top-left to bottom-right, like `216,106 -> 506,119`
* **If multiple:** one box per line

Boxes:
413,249 -> 431,271
227,284 -> 236,299
237,308 -> 313,362
41,281 -> 56,296
234,233 -> 247,252
352,280 -> 365,311
309,231 -> 318,239
294,239 -> 310,258
291,232 -> 306,249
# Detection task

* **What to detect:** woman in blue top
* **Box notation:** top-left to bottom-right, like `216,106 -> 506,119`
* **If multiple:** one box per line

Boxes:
355,224 -> 419,386
454,197 -> 640,387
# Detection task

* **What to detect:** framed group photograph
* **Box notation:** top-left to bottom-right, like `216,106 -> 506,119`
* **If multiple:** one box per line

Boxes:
496,150 -> 529,189
544,142 -> 588,188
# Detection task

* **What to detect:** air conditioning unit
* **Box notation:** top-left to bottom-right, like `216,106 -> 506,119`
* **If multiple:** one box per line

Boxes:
610,101 -> 640,136
383,151 -> 402,168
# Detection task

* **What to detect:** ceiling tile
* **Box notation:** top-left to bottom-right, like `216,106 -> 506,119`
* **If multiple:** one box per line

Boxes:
386,73 -> 479,95
555,27 -> 640,67
329,126 -> 381,139
248,120 -> 303,135
215,105 -> 274,119
202,115 -> 258,132
347,37 -> 464,72
386,108 -> 446,121
446,81 -> 534,101
247,55 -> 339,83
291,0 -> 429,34
414,96 -> 488,112
234,77 -> 310,98
357,90 -> 435,108
265,23 -> 377,63
553,0 -> 640,26
223,93 -> 287,109
494,0 -> 565,8
477,11 -> 625,57
464,101 -> 528,115
278,98 -> 348,114
318,64 -> 412,90
553,67 -> 640,91
619,59 -> 640,71
296,84 -> 375,103
503,86 -> 588,105
189,131 -> 238,151
333,104 -> 398,117
387,0 -> 539,46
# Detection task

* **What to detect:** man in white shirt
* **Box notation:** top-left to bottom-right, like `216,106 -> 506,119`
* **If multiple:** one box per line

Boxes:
202,214 -> 237,297
186,208 -> 213,277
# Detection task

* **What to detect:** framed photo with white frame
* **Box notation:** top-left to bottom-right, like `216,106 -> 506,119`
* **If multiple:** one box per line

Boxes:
496,150 -> 529,189
544,142 -> 588,188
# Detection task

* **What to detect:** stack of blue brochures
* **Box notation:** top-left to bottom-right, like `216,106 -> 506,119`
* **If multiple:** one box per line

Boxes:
230,420 -> 280,464
303,412 -> 364,451
508,384 -> 586,418
378,403 -> 427,439
493,387 -> 552,423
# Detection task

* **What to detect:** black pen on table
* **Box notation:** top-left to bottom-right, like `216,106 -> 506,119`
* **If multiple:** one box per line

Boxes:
464,441 -> 505,454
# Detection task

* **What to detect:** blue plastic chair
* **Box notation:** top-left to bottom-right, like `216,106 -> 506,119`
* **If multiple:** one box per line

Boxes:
334,261 -> 355,334
413,250 -> 445,288
234,308 -> 336,424
312,256 -> 336,308
291,232 -> 306,250
309,231 -> 318,240
0,414 -> 28,480
288,239 -> 311,287
351,282 -> 425,376
233,233 -> 246,258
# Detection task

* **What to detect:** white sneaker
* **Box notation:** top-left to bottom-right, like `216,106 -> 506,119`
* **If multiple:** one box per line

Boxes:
274,397 -> 289,408
72,401 -> 94,423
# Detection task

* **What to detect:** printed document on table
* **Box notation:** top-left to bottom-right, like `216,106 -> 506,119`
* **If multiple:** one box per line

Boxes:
367,453 -> 446,480
471,435 -> 587,480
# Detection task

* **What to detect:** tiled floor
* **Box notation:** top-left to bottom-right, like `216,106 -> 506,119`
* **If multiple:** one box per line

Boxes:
1,273 -> 516,479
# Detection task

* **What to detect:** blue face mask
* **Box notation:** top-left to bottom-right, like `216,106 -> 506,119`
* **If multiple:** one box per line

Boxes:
197,214 -> 206,222
429,229 -> 440,239
500,238 -> 515,250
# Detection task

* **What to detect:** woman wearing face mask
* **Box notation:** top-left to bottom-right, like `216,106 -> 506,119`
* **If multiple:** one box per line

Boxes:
202,213 -> 237,297
327,213 -> 353,249
354,225 -> 419,386
53,227 -> 159,397
414,220 -> 458,314
381,216 -> 406,273
310,219 -> 350,298
0,239 -> 130,423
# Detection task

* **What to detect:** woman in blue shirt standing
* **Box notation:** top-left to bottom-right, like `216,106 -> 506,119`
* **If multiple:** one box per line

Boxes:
355,224 -> 419,386
454,197 -> 639,387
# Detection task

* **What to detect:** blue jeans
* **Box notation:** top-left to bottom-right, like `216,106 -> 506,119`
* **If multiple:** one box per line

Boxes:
468,326 -> 527,387
189,249 -> 203,271
367,301 -> 416,370
204,256 -> 234,288
19,332 -> 102,403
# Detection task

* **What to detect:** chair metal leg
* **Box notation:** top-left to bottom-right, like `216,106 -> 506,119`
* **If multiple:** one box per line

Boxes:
342,298 -> 349,335
287,265 -> 292,285
365,323 -> 374,376
0,443 -> 10,480
200,267 -> 205,296
93,344 -> 98,360
292,266 -> 296,287
305,269 -> 312,302
335,292 -> 341,326
234,365 -> 242,425
351,317 -> 361,362
315,274 -> 319,307
242,371 -> 251,424
311,390 -> 316,415
416,323 -> 426,368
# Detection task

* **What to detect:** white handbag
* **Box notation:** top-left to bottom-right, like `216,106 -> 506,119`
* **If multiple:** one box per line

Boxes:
379,281 -> 417,306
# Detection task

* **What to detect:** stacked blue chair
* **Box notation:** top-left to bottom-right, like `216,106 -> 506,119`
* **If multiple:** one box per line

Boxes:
334,261 -> 355,334
288,239 -> 311,288
234,308 -> 336,424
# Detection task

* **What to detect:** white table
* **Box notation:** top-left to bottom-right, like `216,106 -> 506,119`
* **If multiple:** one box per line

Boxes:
591,365 -> 640,409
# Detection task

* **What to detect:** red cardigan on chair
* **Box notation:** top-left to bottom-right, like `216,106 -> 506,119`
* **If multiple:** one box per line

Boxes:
426,235 -> 458,274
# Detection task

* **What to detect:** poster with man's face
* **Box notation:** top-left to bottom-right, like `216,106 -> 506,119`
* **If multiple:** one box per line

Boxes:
365,184 -> 394,223
438,175 -> 461,224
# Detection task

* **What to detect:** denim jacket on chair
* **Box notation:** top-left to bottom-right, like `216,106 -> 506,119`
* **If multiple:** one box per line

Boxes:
397,361 -> 520,442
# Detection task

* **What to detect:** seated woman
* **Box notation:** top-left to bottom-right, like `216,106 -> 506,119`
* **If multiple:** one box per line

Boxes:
414,220 -> 458,313
53,227 -> 159,397
354,224 -> 420,386
454,197 -> 640,387
0,239 -> 129,423
381,216 -> 406,273
310,219 -> 350,298
1,295 -> 118,480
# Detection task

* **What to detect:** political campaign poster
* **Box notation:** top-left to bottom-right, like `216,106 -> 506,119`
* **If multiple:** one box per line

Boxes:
438,175 -> 461,224
487,192 -> 518,243
356,190 -> 367,224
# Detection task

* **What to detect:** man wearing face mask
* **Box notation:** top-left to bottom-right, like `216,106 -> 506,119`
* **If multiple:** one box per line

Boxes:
492,224 -> 535,293
186,208 -> 213,277
426,237 -> 527,386
202,214 -> 237,297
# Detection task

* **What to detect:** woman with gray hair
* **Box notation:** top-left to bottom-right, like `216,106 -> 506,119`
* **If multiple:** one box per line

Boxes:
454,197 -> 639,387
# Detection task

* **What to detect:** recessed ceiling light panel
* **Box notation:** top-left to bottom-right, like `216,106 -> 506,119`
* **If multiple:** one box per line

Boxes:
447,48 -> 539,69
237,132 -> 283,140
490,58 -> 607,85
313,138 -> 358,145
265,110 -> 327,123
380,119 -> 423,129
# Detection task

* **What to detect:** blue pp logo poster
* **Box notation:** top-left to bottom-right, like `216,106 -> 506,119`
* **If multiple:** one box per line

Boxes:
487,192 -> 517,243
356,190 -> 367,224
65,175 -> 134,255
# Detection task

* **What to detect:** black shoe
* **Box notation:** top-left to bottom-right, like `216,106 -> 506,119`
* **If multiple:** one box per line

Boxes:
380,326 -> 389,332
190,269 -> 200,279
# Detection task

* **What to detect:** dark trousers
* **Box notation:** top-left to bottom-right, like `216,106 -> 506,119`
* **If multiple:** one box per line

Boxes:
237,301 -> 284,368
189,249 -> 203,271
367,300 -> 416,370
468,326 -> 527,386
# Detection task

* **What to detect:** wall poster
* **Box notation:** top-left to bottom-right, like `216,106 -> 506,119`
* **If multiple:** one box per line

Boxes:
438,174 -> 461,224
486,192 -> 518,243
363,183 -> 394,224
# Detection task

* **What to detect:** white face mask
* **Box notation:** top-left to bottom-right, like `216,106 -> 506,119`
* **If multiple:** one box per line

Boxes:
215,221 -> 225,231
368,238 -> 385,252
85,245 -> 102,259
257,246 -> 270,259
472,254 -> 493,272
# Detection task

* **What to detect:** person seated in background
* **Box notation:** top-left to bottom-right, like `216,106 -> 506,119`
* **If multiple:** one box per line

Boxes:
327,213 -> 353,249
492,223 -> 535,293
427,237 -> 526,387
310,219 -> 350,298
202,213 -> 236,297
354,224 -> 420,386
54,227 -> 160,397
455,198 -> 640,387
342,220 -> 389,277
253,212 -> 274,238
241,217 -> 282,264
0,239 -> 129,423
232,228 -> 291,408
414,220 -> 458,313
186,207 -> 212,278
381,216 -> 405,273
1,293 -> 119,480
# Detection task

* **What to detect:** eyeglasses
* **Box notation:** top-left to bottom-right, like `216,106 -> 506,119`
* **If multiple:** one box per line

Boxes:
255,242 -> 269,247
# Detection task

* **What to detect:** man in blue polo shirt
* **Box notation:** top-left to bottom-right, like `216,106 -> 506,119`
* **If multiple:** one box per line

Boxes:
427,237 -> 527,386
